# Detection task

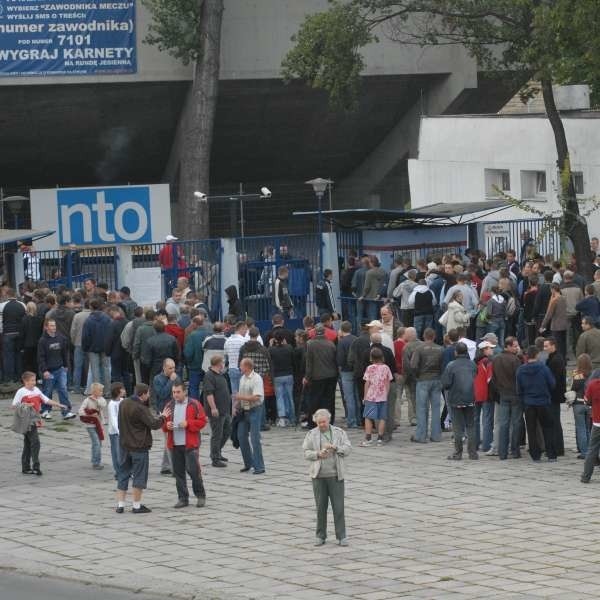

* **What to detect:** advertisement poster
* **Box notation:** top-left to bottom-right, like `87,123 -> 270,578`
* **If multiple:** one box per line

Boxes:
0,0 -> 136,76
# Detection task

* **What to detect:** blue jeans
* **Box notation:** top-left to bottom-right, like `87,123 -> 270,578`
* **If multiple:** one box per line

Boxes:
109,433 -> 120,476
340,371 -> 359,427
573,403 -> 591,455
366,300 -> 380,322
72,345 -> 86,391
414,315 -> 434,341
188,370 -> 203,402
486,319 -> 506,348
229,367 -> 242,395
88,352 -> 111,393
238,406 -> 265,472
496,395 -> 521,458
274,374 -> 295,422
2,333 -> 21,382
86,427 -> 102,465
475,401 -> 495,452
41,367 -> 71,416
415,379 -> 442,442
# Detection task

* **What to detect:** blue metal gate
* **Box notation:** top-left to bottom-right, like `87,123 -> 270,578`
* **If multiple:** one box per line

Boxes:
34,246 -> 118,290
132,239 -> 223,319
236,234 -> 320,333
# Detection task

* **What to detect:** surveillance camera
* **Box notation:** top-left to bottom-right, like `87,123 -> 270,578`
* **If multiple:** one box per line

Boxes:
194,191 -> 207,201
260,187 -> 272,198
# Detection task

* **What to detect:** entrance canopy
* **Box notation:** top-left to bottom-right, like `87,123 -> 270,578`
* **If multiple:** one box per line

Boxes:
0,228 -> 55,245
293,200 -> 510,229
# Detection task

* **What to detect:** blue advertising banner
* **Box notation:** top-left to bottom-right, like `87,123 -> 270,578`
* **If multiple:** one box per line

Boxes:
0,1 -> 136,76
58,186 -> 152,245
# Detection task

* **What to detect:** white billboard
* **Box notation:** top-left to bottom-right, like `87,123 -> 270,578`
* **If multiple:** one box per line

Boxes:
30,184 -> 172,251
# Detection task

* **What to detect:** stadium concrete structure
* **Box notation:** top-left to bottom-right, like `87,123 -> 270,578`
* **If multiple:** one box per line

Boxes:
0,0 -> 519,237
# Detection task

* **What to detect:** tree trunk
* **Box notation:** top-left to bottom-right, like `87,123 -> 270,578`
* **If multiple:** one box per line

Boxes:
540,78 -> 593,282
177,0 -> 224,239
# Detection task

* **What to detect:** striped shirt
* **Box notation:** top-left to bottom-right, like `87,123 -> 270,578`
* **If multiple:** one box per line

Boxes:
224,334 -> 246,369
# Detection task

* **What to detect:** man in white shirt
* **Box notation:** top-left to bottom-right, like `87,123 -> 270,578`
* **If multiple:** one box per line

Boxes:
235,358 -> 265,474
223,321 -> 248,394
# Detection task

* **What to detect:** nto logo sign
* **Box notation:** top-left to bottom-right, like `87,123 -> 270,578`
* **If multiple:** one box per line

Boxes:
58,187 -> 152,246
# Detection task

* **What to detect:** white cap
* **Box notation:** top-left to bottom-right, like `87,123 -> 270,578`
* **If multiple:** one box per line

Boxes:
478,340 -> 496,349
366,320 -> 383,328
427,262 -> 438,271
165,234 -> 178,241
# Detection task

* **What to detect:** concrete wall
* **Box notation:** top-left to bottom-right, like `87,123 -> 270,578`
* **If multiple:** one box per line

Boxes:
408,115 -> 600,235
0,0 -> 477,86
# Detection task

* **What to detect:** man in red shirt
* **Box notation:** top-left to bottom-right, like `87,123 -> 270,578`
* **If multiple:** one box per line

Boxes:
308,312 -> 337,343
581,369 -> 600,483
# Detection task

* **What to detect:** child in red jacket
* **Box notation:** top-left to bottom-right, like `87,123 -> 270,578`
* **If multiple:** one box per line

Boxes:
162,381 -> 208,507
581,370 -> 600,483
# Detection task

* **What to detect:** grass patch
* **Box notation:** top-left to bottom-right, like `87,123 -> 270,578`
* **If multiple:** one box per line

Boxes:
52,426 -> 69,432
439,576 -> 454,582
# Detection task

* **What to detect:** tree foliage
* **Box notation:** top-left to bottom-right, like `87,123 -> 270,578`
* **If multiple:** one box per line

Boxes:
283,0 -> 599,279
283,0 -> 600,109
142,0 -> 203,64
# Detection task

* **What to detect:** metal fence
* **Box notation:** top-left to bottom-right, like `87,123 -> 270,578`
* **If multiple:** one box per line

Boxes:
131,239 -> 223,319
33,247 -> 118,290
336,230 -> 363,267
236,234 -> 321,331
482,218 -> 561,260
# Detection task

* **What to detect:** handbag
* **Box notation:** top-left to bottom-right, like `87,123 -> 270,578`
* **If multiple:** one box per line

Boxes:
439,310 -> 449,327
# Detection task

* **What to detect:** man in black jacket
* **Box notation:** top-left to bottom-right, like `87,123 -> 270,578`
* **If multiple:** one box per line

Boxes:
544,336 -> 566,456
37,319 -> 75,420
0,288 -> 26,383
142,320 -> 180,381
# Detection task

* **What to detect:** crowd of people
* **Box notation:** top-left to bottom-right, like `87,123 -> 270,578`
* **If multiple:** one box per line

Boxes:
6,232 -> 600,522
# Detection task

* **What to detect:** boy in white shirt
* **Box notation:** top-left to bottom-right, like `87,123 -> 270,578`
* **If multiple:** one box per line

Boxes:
12,371 -> 65,475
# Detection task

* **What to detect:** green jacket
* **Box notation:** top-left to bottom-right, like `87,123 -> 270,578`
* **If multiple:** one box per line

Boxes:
184,329 -> 207,371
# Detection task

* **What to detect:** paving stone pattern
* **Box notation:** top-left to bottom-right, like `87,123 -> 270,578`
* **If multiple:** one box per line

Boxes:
0,395 -> 597,600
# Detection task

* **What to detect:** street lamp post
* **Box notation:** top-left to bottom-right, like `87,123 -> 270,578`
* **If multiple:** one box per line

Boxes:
306,178 -> 333,278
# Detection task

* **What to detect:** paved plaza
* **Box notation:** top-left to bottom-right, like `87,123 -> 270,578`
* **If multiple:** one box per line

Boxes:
0,394 -> 598,600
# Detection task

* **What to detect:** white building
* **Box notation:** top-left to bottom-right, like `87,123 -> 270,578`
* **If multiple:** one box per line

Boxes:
408,111 -> 600,255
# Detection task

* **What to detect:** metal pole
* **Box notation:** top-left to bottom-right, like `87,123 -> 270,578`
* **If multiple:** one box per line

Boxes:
240,198 -> 245,239
317,191 -> 323,278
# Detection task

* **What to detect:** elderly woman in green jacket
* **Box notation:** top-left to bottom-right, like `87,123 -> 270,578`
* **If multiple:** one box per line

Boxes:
303,408 -> 352,546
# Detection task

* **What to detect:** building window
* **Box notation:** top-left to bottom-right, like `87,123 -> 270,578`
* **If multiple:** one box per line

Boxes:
537,171 -> 547,193
485,169 -> 511,197
521,170 -> 547,202
573,171 -> 584,195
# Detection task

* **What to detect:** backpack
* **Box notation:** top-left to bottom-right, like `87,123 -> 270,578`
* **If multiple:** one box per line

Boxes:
120,320 -> 135,353
487,295 -> 506,319
505,296 -> 518,318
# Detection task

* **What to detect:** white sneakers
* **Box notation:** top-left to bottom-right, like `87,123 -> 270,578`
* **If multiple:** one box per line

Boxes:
41,412 -> 53,420
63,412 -> 76,420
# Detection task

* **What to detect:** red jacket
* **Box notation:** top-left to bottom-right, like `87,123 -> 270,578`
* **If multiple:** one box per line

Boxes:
394,338 -> 406,375
474,356 -> 493,403
308,326 -> 337,343
162,398 -> 207,449
585,379 -> 600,425
165,324 -> 185,351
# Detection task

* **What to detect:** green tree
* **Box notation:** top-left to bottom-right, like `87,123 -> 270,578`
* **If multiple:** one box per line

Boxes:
143,0 -> 224,239
283,0 -> 598,279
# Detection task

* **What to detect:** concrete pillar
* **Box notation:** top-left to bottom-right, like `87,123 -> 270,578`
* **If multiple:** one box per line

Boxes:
14,251 -> 24,288
220,238 -> 239,319
322,232 -> 341,315
116,245 -> 134,290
